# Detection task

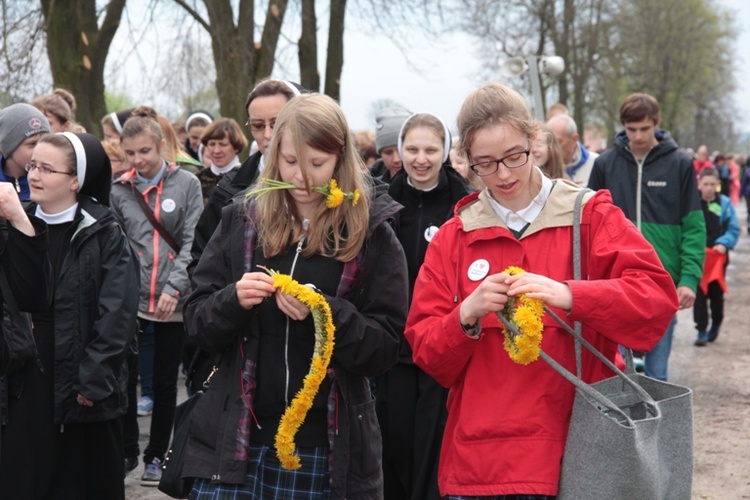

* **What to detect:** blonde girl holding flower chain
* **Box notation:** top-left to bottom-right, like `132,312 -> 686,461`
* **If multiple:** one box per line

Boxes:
404,83 -> 679,499
184,93 -> 408,499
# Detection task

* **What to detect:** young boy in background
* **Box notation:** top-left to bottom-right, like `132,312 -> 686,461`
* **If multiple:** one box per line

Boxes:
694,167 -> 739,346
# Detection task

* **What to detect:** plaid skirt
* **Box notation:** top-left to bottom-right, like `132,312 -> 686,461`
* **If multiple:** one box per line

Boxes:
447,496 -> 556,500
190,444 -> 330,500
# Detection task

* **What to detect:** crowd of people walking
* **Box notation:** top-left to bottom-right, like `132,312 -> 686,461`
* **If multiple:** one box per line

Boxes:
0,78 -> 745,499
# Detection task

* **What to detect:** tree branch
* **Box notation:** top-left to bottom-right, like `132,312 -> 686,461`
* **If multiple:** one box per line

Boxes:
255,0 -> 288,78
93,0 -> 126,70
172,0 -> 210,32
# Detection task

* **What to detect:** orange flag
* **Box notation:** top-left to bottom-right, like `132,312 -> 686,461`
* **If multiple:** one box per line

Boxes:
699,247 -> 728,295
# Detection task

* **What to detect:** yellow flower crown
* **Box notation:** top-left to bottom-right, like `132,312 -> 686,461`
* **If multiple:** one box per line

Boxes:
248,178 -> 359,208
496,266 -> 545,365
261,267 -> 336,470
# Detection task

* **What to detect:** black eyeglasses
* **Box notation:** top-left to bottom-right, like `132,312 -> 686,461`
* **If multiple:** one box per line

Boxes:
246,120 -> 276,133
25,162 -> 75,176
469,146 -> 531,176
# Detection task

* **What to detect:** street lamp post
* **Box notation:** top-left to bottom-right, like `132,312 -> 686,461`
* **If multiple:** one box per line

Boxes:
501,55 -> 566,121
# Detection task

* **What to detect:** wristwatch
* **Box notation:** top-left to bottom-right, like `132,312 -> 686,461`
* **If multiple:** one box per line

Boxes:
461,319 -> 482,338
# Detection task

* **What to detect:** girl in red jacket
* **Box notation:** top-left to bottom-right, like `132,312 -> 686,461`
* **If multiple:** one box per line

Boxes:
404,83 -> 679,498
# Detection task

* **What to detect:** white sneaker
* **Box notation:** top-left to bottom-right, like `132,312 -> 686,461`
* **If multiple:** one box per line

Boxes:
137,396 -> 154,416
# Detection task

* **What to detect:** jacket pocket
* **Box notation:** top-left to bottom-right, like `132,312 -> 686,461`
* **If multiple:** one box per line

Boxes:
347,398 -> 382,480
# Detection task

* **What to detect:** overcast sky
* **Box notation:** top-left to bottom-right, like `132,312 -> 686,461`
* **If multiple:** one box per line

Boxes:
338,0 -> 750,135
111,0 -> 749,141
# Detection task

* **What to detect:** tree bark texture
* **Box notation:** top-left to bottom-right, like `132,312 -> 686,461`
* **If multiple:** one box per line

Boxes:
298,0 -> 319,92
324,0 -> 346,102
179,0 -> 288,132
40,0 -> 126,136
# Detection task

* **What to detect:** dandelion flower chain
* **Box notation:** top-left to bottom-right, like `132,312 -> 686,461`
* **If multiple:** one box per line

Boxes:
497,266 -> 545,365
262,267 -> 336,470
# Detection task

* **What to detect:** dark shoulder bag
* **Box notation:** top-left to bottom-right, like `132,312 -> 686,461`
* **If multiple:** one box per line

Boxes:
158,364 -> 218,498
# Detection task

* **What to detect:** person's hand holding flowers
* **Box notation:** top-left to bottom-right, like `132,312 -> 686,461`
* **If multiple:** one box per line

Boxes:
461,267 -> 551,365
459,272 -> 512,327
506,271 -> 572,311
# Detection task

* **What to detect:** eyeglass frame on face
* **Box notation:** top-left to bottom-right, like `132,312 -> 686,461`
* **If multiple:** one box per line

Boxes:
246,119 -> 276,133
25,161 -> 75,176
469,142 -> 532,176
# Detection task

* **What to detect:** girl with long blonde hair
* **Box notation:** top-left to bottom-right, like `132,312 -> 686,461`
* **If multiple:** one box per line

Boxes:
184,93 -> 408,499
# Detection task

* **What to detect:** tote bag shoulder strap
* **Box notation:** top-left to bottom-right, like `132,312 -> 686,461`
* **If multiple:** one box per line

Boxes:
548,188 -> 656,423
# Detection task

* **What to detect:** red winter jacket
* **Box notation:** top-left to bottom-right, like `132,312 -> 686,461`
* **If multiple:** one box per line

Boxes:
404,181 -> 678,497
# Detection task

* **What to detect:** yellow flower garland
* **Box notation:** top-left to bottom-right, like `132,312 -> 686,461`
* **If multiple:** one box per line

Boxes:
262,268 -> 336,470
498,266 -> 545,365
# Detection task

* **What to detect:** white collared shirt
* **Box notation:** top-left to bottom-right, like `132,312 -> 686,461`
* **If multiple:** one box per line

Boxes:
486,167 -> 553,232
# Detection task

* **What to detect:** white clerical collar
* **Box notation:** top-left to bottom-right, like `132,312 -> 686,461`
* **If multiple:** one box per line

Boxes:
487,167 -> 553,232
406,175 -> 439,192
210,155 -> 241,176
35,202 -> 79,224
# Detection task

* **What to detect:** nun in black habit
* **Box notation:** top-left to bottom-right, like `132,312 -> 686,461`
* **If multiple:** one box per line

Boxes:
0,133 -> 139,500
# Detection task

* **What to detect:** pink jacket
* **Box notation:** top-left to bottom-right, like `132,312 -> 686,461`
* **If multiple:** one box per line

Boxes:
404,182 -> 678,496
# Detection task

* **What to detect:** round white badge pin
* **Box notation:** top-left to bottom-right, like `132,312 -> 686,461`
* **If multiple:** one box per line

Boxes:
424,225 -> 439,242
161,198 -> 176,213
467,259 -> 490,281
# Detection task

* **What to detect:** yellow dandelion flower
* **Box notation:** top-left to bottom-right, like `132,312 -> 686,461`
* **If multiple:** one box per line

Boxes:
326,188 -> 345,208
504,266 -> 525,276
498,266 -> 545,365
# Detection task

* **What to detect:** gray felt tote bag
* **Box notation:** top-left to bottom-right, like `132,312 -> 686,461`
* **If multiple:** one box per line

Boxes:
548,189 -> 693,499
541,327 -> 694,500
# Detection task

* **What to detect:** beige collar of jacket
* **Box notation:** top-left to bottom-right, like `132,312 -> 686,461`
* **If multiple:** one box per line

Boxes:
458,179 -> 595,239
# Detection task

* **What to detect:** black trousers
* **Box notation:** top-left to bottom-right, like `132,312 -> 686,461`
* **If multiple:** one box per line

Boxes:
122,319 -> 185,464
693,281 -> 724,332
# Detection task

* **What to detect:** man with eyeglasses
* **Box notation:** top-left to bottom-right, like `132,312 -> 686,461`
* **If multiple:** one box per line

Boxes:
0,104 -> 51,200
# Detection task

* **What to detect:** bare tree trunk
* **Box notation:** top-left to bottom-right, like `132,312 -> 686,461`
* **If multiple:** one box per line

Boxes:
255,0 -> 288,78
177,0 -> 288,130
201,0 -> 255,130
40,0 -> 125,136
298,0 -> 319,92
555,0 -> 574,108
324,0 -> 346,102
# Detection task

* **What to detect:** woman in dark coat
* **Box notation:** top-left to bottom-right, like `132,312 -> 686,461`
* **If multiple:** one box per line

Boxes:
378,113 -> 471,500
0,133 -> 139,499
184,94 -> 408,499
